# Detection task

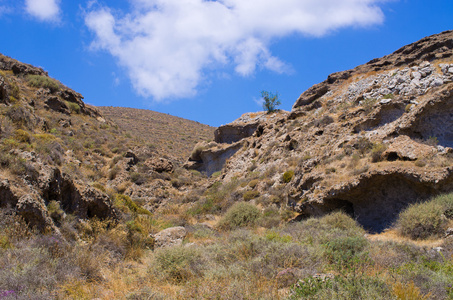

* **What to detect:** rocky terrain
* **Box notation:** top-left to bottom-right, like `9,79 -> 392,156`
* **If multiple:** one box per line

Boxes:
1,31 -> 453,299
190,30 -> 453,232
0,53 -> 211,234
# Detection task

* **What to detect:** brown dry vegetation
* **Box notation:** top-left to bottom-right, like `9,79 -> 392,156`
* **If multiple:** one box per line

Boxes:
2,31 -> 453,299
98,106 -> 215,161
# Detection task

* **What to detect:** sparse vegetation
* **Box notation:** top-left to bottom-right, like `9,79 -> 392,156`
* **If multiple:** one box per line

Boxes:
2,36 -> 453,299
261,90 -> 281,113
26,74 -> 60,92
282,170 -> 295,183
396,193 -> 453,239
218,202 -> 260,229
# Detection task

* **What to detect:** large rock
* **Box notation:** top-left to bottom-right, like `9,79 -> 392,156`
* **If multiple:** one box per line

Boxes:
185,141 -> 243,176
44,96 -> 70,114
0,75 -> 8,104
145,157 -> 174,173
214,122 -> 259,144
153,226 -> 187,248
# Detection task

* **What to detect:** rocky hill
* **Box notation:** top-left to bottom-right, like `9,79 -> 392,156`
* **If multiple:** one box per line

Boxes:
188,30 -> 453,232
0,53 -> 210,234
2,31 -> 453,299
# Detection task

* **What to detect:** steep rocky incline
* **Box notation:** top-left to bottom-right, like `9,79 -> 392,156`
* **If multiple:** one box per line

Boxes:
0,54 -> 121,232
0,54 -> 205,233
187,30 -> 453,232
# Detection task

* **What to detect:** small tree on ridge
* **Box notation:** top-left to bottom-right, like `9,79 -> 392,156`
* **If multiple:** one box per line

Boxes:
261,90 -> 281,113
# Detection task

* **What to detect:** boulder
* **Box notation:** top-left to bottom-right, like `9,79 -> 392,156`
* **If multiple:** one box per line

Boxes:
153,226 -> 187,248
145,157 -> 174,173
44,96 -> 70,114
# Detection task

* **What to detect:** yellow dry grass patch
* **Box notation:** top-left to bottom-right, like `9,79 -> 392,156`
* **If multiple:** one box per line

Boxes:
366,228 -> 444,248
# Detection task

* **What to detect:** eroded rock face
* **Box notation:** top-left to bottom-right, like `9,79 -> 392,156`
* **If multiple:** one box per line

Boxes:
1,150 -> 119,231
214,123 -> 259,144
202,30 -> 453,233
185,142 -> 244,176
295,168 -> 453,232
396,85 -> 453,147
293,30 -> 453,110
45,96 -> 70,114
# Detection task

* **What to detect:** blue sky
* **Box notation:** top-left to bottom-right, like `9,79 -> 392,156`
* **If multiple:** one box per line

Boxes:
1,0 -> 452,127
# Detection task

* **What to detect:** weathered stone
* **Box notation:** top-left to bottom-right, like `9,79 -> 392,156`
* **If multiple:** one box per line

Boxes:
215,122 -> 259,144
383,135 -> 435,161
145,157 -> 174,173
153,226 -> 186,248
45,96 -> 70,114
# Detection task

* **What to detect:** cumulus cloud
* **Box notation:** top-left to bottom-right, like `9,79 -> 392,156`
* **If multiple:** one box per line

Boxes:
25,0 -> 61,22
85,0 -> 385,100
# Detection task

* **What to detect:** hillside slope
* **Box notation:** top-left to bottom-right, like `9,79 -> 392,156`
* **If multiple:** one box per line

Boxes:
187,30 -> 453,232
98,106 -> 215,161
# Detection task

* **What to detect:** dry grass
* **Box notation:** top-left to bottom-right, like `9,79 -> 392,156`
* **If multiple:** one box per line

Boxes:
98,106 -> 215,161
367,229 -> 444,248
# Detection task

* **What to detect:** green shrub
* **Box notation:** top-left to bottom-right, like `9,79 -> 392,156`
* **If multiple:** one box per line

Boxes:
322,211 -> 362,231
47,201 -> 64,225
108,166 -> 120,180
211,171 -> 221,178
282,170 -> 294,183
153,246 -> 205,283
130,172 -> 147,185
14,129 -> 31,143
397,193 -> 453,239
248,179 -> 259,188
290,275 -> 392,300
324,236 -> 369,271
189,144 -> 206,161
243,190 -> 260,201
114,194 -> 151,216
261,90 -> 281,113
186,198 -> 217,216
218,202 -> 260,229
66,101 -> 81,114
26,75 -> 60,92
370,142 -> 386,162
10,82 -> 20,99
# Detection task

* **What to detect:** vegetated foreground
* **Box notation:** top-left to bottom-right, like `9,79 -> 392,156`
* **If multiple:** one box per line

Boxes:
1,30 -> 453,299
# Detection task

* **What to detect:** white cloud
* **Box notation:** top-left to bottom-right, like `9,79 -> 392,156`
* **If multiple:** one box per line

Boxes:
85,0 -> 385,101
25,0 -> 61,22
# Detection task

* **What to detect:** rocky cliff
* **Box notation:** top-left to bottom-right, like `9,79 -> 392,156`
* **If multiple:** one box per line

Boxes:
188,30 -> 453,232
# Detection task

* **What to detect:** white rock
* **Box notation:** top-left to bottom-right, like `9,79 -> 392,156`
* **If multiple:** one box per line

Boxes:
430,78 -> 443,87
420,61 -> 431,68
411,71 -> 422,80
153,226 -> 187,248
